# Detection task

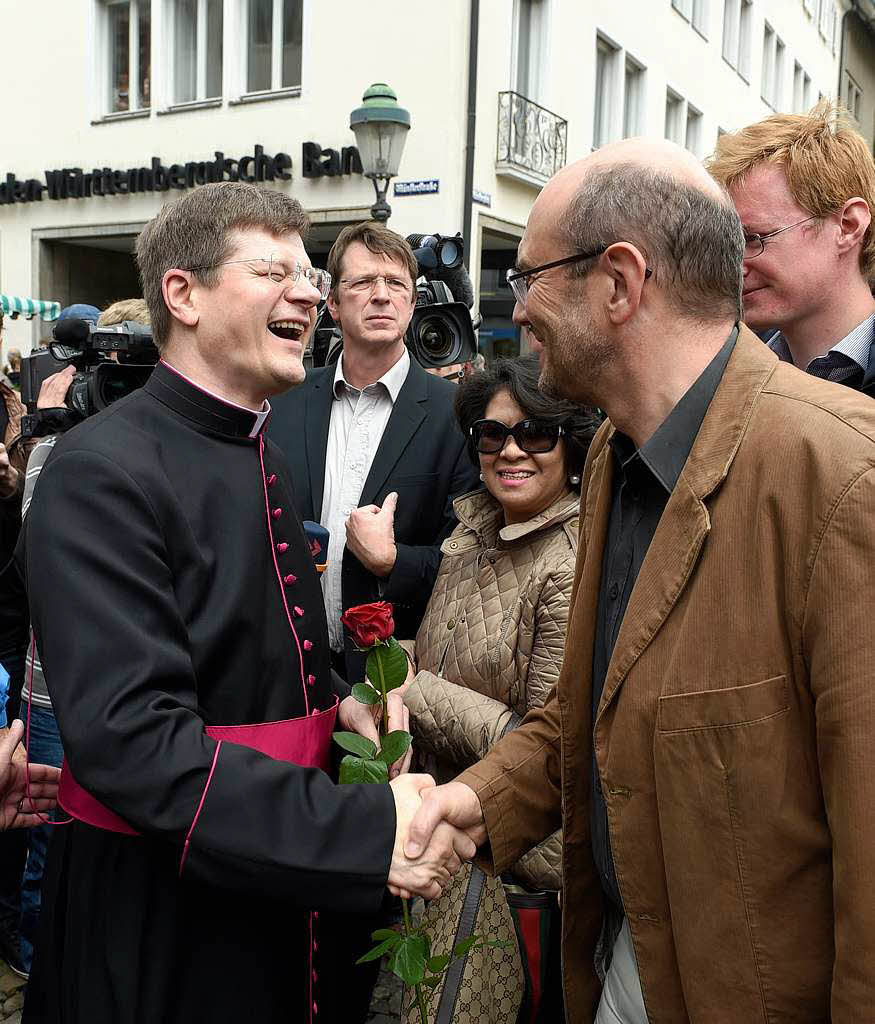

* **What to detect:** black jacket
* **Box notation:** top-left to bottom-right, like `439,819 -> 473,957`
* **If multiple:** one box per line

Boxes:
269,357 -> 480,681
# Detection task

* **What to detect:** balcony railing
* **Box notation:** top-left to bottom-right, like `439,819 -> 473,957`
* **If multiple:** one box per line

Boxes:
496,91 -> 568,186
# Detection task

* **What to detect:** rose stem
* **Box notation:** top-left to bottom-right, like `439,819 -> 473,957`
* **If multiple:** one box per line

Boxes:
375,645 -> 389,740
402,898 -> 428,1024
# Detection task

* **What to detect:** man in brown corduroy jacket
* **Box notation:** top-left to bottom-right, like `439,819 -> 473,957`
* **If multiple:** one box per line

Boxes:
403,138 -> 875,1023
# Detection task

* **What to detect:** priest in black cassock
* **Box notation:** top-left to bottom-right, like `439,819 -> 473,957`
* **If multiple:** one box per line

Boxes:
19,183 -> 473,1024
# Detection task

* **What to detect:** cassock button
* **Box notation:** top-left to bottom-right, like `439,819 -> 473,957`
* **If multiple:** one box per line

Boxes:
294,606 -> 304,617
276,542 -> 289,553
307,674 -> 316,686
313,1002 -> 318,1015
272,508 -> 283,520
284,574 -> 298,585
313,911 -> 319,921
313,941 -> 319,951
303,640 -> 314,651
267,473 -> 277,486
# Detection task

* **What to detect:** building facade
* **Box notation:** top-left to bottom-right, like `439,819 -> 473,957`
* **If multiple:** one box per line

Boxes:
0,0 -> 868,362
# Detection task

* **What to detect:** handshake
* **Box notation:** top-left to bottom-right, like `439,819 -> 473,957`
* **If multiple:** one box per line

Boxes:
386,775 -> 487,899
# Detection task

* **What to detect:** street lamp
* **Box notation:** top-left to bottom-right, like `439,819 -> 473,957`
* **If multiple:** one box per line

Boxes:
350,83 -> 411,223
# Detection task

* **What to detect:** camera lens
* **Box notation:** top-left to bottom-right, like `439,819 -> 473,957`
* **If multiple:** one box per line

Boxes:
415,315 -> 461,364
438,239 -> 460,267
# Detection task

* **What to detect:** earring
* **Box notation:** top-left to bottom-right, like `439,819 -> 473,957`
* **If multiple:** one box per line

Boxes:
479,472 -> 485,482
569,474 -> 581,485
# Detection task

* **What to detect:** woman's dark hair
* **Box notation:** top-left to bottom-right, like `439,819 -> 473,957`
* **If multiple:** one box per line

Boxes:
454,355 -> 601,482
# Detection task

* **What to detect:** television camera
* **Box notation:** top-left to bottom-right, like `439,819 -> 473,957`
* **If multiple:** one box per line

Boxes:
20,319 -> 159,438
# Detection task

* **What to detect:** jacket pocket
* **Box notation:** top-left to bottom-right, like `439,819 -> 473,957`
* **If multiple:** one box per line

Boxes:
657,674 -> 788,733
652,674 -> 823,1023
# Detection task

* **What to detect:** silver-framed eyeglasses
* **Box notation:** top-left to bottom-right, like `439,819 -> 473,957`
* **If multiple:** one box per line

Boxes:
185,254 -> 332,299
743,216 -> 820,259
338,274 -> 413,296
506,247 -> 652,305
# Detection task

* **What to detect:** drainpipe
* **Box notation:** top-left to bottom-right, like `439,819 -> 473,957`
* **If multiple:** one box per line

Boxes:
462,0 -> 479,269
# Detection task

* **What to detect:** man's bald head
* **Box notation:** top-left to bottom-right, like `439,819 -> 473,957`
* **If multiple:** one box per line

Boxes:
528,139 -> 743,325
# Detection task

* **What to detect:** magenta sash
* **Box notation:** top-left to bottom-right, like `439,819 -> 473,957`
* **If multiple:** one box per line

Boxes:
57,700 -> 339,836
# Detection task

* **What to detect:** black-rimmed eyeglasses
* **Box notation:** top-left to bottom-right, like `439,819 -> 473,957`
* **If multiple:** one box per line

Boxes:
506,248 -> 652,305
470,418 -> 564,455
743,216 -> 820,259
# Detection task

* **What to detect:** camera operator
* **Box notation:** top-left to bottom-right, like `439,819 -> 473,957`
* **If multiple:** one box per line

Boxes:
709,102 -> 875,395
268,222 -> 479,1023
14,297 -> 151,980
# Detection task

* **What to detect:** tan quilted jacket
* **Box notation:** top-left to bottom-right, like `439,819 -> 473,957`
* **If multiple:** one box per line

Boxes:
404,487 -> 578,891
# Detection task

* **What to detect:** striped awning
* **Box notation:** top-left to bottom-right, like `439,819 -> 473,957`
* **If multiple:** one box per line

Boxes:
0,294 -> 61,322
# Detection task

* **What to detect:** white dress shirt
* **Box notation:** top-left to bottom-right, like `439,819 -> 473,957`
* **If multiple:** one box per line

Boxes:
320,348 -> 411,651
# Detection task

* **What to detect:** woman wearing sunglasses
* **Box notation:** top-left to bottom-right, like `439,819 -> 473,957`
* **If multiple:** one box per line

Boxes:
401,355 -> 599,1024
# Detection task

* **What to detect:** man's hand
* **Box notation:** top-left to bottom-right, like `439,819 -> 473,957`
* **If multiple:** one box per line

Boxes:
345,492 -> 398,578
0,443 -> 19,499
387,774 -> 476,899
36,365 -> 75,410
405,780 -> 487,859
0,720 -> 60,830
337,690 -> 412,778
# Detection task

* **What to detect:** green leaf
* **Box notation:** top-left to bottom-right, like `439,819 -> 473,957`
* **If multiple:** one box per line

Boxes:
338,755 -> 389,786
332,731 -> 377,759
351,682 -> 381,706
376,730 -> 413,765
452,935 -> 478,960
355,935 -> 399,964
421,976 -> 442,989
392,933 -> 428,986
486,938 -> 514,949
366,637 -> 409,693
371,928 -> 400,942
426,954 -> 450,974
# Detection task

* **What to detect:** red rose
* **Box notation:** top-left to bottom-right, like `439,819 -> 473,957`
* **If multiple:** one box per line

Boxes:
341,601 -> 395,648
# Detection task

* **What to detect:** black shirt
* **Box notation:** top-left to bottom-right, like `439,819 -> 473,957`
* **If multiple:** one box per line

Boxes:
591,327 -> 738,911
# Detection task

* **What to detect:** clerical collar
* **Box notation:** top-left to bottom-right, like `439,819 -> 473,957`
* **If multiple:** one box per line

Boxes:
145,360 -> 271,440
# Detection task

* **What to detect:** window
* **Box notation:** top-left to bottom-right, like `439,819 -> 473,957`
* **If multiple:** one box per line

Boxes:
665,88 -> 701,155
793,62 -> 812,112
593,36 -> 619,148
673,0 -> 709,36
514,0 -> 548,101
665,88 -> 685,144
722,0 -> 752,79
101,0 -> 150,113
845,71 -> 862,121
761,23 -> 785,109
245,0 -> 302,94
685,102 -> 702,155
818,0 -> 835,48
169,0 -> 223,103
623,56 -> 645,138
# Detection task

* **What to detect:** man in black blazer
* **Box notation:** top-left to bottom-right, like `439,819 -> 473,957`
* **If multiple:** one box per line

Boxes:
270,223 -> 479,686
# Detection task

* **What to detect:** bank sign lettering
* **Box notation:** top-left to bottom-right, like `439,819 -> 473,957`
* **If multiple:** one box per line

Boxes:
0,144 -> 299,204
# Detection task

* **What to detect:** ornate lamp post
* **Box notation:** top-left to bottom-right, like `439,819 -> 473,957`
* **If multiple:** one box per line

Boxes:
350,83 -> 411,223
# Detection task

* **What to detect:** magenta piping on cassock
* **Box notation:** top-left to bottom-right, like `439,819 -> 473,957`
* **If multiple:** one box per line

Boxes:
259,434 -> 311,715
178,740 -> 223,877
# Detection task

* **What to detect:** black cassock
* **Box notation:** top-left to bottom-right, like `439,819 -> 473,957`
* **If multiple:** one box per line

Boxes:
20,363 -> 395,1024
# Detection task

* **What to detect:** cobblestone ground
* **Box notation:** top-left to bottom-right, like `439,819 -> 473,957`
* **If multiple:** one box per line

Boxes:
366,964 -> 404,1024
0,961 -> 26,1023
